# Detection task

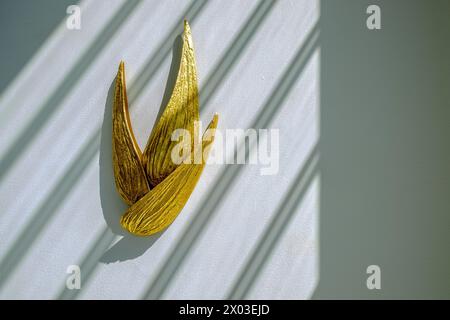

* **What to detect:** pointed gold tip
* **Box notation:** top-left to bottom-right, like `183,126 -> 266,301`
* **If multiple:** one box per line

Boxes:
209,113 -> 219,129
183,20 -> 192,38
118,61 -> 125,75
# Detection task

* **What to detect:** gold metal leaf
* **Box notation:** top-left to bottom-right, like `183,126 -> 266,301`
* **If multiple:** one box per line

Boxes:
120,114 -> 218,236
112,21 -> 218,237
112,62 -> 150,205
142,20 -> 200,187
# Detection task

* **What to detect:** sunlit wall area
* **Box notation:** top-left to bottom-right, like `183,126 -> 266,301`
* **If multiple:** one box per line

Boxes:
0,0 -> 320,299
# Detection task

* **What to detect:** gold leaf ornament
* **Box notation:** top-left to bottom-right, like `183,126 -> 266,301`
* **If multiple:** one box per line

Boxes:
112,61 -> 150,205
143,20 -> 200,188
120,115 -> 218,236
112,21 -> 218,236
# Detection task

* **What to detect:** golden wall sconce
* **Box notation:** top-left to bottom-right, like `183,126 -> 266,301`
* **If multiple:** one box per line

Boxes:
112,21 -> 218,236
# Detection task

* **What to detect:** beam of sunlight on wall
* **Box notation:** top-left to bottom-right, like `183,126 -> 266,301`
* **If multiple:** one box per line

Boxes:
0,0 -> 321,299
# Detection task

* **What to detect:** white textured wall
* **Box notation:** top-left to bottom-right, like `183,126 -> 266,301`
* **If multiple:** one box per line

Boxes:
0,0 -> 319,299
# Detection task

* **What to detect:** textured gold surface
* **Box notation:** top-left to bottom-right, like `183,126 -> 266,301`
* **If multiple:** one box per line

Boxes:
112,21 -> 217,236
142,20 -> 200,187
112,62 -> 150,205
120,115 -> 218,236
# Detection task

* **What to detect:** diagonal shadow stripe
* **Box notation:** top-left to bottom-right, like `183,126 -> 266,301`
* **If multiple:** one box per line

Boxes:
58,228 -> 116,300
0,0 -> 142,182
199,0 -> 276,111
227,147 -> 319,299
142,26 -> 320,299
127,0 -> 276,111
50,0 -> 281,299
127,0 -> 208,104
0,0 -> 79,96
0,130 -> 100,287
0,0 -> 208,291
